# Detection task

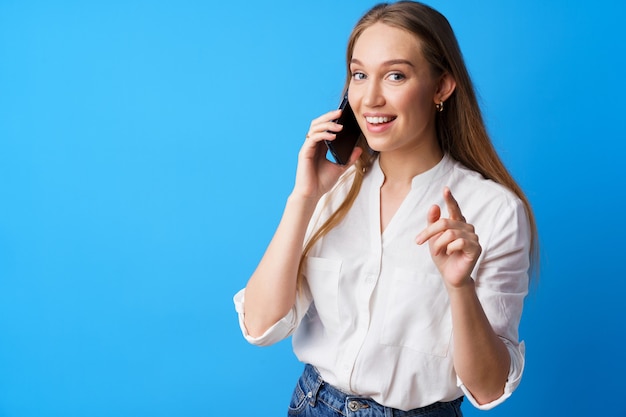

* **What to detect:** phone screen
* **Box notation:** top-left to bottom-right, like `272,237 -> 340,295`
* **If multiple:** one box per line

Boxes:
325,92 -> 362,165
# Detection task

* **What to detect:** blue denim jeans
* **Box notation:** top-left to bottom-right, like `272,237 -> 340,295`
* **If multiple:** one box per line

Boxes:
288,364 -> 463,417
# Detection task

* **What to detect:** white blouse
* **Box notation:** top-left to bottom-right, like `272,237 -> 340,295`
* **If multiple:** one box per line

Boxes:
234,154 -> 530,411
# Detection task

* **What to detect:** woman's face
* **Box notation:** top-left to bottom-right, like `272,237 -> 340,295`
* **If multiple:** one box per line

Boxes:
348,23 -> 443,157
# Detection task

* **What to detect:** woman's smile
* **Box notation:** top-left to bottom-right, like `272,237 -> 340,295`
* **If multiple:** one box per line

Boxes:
364,113 -> 397,133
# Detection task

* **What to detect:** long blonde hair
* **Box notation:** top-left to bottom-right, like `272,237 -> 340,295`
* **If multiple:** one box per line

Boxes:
298,1 -> 538,285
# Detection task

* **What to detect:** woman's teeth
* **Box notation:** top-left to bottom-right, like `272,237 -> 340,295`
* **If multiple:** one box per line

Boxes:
365,116 -> 394,124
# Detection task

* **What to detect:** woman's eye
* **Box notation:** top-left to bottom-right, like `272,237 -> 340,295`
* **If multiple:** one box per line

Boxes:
388,73 -> 405,81
352,72 -> 366,80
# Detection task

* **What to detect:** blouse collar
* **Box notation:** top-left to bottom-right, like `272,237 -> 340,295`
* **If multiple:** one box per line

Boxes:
370,153 -> 454,189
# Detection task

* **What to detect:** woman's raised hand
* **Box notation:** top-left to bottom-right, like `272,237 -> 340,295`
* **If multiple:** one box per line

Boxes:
292,109 -> 362,201
416,187 -> 482,290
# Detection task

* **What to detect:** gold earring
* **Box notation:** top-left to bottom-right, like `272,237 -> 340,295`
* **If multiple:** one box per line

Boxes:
436,101 -> 444,112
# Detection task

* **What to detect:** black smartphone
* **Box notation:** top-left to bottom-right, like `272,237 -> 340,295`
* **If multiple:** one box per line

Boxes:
325,92 -> 362,165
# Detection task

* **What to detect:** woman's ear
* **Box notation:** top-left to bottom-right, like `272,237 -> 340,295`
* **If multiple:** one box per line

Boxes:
434,72 -> 456,104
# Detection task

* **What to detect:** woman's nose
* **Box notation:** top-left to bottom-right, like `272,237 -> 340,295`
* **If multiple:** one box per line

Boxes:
363,82 -> 385,108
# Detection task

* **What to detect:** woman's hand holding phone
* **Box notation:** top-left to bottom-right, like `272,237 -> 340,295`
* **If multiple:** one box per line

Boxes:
292,109 -> 362,202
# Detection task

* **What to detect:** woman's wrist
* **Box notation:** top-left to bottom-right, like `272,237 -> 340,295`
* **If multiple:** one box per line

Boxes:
445,276 -> 476,296
288,190 -> 321,206
285,192 -> 320,217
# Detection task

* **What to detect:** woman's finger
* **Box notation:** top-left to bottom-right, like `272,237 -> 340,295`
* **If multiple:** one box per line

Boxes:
309,109 -> 343,133
311,108 -> 342,124
344,145 -> 364,166
416,217 -> 471,245
443,187 -> 466,222
444,236 -> 481,257
430,229 -> 479,256
305,112 -> 345,145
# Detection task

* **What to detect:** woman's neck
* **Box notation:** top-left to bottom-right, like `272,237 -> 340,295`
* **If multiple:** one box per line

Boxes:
378,143 -> 443,186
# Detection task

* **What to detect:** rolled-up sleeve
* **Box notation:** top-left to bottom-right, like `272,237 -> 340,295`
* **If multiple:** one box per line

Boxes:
233,287 -> 312,346
458,339 -> 525,410
459,195 -> 531,410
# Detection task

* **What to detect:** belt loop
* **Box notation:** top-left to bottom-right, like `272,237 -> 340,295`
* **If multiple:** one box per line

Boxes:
304,364 -> 324,407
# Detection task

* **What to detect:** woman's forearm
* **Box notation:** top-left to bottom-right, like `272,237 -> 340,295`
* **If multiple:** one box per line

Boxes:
242,193 -> 318,337
448,279 -> 511,405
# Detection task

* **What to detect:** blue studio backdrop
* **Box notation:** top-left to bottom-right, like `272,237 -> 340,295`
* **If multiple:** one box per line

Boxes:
1,0 -> 625,416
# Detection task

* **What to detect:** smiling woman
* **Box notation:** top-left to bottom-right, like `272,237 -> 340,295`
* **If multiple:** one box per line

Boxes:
234,1 -> 537,416
347,23 -> 453,164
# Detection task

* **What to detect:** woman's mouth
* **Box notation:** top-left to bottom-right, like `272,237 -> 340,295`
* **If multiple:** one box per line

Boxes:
365,116 -> 396,125
364,115 -> 396,133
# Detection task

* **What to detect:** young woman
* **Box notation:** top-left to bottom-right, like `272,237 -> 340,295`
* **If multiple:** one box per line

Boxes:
234,2 -> 537,415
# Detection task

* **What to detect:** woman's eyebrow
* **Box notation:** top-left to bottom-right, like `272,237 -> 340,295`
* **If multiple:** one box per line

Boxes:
350,58 -> 415,67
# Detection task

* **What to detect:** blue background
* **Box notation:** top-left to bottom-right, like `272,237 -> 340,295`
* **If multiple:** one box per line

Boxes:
1,0 -> 625,416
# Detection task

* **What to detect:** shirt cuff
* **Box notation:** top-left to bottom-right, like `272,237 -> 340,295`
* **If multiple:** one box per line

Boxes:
233,289 -> 296,346
457,339 -> 525,410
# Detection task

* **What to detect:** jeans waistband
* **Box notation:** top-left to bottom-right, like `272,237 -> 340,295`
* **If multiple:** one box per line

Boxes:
298,364 -> 463,416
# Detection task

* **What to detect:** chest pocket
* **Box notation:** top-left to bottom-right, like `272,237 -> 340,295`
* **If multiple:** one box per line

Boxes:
303,256 -> 342,331
380,267 -> 452,357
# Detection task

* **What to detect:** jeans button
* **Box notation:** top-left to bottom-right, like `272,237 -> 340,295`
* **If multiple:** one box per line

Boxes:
348,400 -> 360,412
